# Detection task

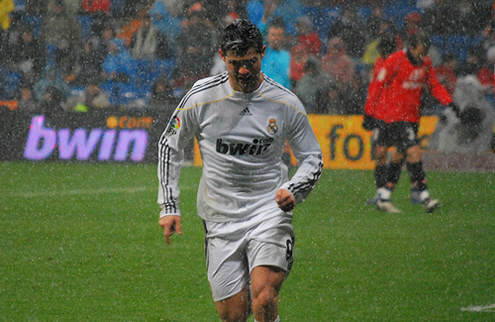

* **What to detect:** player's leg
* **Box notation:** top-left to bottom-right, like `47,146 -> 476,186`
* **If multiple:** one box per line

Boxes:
247,212 -> 294,321
405,122 -> 421,204
367,122 -> 390,205
407,161 -> 422,204
405,145 -> 440,213
251,266 -> 286,321
215,285 -> 251,322
374,122 -> 402,213
205,221 -> 252,321
386,148 -> 405,193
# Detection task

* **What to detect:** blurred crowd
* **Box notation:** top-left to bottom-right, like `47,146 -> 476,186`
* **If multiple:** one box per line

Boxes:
1,0 -> 494,116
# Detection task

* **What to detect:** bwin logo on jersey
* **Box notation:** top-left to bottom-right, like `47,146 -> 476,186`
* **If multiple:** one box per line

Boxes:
216,138 -> 272,156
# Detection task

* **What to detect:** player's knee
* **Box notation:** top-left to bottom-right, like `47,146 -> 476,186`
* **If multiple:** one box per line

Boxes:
252,285 -> 279,315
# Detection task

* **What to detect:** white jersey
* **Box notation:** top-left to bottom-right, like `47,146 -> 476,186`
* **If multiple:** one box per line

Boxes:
158,72 -> 323,222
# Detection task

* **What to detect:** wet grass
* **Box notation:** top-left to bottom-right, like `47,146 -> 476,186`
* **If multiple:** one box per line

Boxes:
1,162 -> 494,321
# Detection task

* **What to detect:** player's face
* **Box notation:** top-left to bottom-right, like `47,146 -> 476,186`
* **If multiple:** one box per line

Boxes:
410,43 -> 427,62
221,46 -> 265,93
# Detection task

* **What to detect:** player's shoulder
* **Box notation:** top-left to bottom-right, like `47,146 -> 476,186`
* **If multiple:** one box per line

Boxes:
178,72 -> 230,109
260,76 -> 306,114
387,50 -> 406,62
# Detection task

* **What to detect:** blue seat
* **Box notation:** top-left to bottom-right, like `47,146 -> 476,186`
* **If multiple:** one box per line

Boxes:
447,35 -> 481,62
78,15 -> 94,38
356,6 -> 372,22
23,14 -> 42,38
3,72 -> 21,100
302,6 -> 323,28
318,6 -> 341,40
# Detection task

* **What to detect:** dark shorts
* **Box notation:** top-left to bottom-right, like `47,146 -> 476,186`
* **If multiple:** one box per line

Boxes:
372,120 -> 419,153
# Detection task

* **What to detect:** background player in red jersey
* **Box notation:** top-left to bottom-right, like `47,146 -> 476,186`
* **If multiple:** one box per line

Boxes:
365,33 -> 460,213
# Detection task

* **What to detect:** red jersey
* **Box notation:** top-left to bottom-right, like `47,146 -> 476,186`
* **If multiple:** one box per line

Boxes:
368,50 -> 452,124
363,56 -> 385,117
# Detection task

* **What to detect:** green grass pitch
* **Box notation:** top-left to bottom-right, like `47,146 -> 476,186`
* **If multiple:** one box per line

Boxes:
1,162 -> 494,321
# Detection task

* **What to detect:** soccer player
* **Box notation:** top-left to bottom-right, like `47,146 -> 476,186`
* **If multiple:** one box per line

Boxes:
363,35 -> 421,207
157,19 -> 323,321
365,33 -> 459,213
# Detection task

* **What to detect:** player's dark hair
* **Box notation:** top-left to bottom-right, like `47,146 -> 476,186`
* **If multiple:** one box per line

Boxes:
268,16 -> 286,30
220,19 -> 264,56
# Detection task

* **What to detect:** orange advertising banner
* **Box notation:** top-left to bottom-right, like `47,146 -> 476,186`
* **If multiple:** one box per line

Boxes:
194,115 -> 439,170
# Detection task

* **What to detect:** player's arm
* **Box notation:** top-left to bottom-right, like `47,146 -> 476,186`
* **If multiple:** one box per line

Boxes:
425,59 -> 461,116
157,98 -> 197,244
279,106 -> 323,207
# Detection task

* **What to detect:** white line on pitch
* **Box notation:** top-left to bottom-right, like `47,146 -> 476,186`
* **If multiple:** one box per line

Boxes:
461,304 -> 495,312
8,186 -> 154,198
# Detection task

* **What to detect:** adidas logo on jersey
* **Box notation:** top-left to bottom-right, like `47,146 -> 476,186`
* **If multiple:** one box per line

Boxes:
239,107 -> 252,116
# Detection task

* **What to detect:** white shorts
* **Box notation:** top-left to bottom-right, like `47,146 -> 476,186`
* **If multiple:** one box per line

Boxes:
204,210 -> 295,302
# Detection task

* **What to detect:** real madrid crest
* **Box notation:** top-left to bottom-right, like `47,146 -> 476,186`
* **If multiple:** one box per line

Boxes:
267,118 -> 278,135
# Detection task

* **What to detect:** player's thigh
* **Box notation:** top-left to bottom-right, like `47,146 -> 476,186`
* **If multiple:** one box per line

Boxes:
247,213 -> 295,274
373,120 -> 393,148
206,234 -> 250,302
392,122 -> 418,153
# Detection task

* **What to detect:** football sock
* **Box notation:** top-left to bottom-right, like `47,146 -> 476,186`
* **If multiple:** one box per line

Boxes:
387,161 -> 402,187
374,164 -> 388,189
408,162 -> 428,191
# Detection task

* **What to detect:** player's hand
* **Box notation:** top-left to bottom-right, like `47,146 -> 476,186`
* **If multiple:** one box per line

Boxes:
275,189 -> 296,212
362,114 -> 376,131
159,215 -> 182,245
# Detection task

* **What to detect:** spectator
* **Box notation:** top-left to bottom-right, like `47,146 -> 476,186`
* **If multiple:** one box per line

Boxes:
456,0 -> 488,35
294,55 -> 334,113
365,4 -> 387,42
93,23 -> 116,64
320,37 -> 356,92
422,0 -> 458,35
102,38 -> 136,83
262,17 -> 291,89
457,47 -> 482,77
482,18 -> 495,54
362,19 -> 400,66
129,14 -> 171,60
10,26 -> 45,87
149,0 -> 182,47
293,15 -> 321,56
400,11 -> 422,41
117,4 -> 151,47
41,0 -> 81,75
64,77 -> 111,112
434,52 -> 458,96
315,80 -> 344,115
148,74 -> 178,115
326,4 -> 366,59
82,0 -> 111,15
0,0 -> 14,31
17,86 -> 38,113
68,38 -> 104,87
173,2 -> 216,90
202,0 -> 248,30
340,74 -> 367,115
252,0 -> 304,39
289,44 -> 309,88
33,66 -> 70,105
